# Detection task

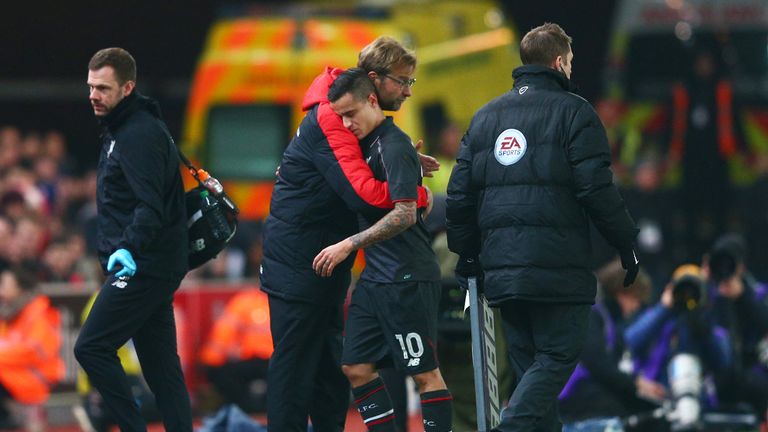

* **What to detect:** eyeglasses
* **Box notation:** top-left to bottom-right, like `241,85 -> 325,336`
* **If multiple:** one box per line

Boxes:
384,74 -> 416,89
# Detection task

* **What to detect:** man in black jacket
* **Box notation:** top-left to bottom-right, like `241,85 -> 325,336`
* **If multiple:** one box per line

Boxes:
261,38 -> 432,432
74,47 -> 192,432
446,23 -> 639,431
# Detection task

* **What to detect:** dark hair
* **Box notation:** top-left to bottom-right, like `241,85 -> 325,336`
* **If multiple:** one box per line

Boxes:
328,67 -> 377,103
88,47 -> 137,85
520,22 -> 572,67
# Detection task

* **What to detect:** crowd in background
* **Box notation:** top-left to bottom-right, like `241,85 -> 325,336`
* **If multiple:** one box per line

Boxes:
0,126 -> 99,286
0,124 -> 264,286
1,37 -> 768,430
2,96 -> 768,429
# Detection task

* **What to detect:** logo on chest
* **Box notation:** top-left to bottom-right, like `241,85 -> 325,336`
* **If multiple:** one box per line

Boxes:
494,128 -> 527,166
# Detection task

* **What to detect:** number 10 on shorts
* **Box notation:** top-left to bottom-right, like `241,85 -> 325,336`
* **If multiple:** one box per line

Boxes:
395,333 -> 424,367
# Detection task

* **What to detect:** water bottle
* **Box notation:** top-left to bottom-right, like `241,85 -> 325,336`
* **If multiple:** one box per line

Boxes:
197,168 -> 224,197
197,169 -> 224,195
200,190 -> 231,241
197,168 -> 239,214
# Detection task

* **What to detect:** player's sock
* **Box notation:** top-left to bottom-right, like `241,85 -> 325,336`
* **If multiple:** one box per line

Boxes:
420,389 -> 453,432
352,376 -> 397,431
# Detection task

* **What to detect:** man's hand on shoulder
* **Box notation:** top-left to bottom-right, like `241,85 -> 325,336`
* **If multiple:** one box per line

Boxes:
414,139 -> 439,178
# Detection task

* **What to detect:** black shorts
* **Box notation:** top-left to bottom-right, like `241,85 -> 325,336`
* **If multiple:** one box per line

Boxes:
342,279 -> 441,375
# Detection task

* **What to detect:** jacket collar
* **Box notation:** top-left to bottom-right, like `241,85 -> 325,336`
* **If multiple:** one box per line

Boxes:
98,91 -> 162,131
512,64 -> 578,93
360,116 -> 394,149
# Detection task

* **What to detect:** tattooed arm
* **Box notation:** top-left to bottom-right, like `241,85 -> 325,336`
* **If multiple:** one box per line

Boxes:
312,201 -> 417,277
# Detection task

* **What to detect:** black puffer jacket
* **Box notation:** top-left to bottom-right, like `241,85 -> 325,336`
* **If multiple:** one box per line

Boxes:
446,65 -> 637,305
96,92 -> 188,279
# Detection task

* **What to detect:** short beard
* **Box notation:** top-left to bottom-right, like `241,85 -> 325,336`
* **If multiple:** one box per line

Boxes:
379,98 -> 401,111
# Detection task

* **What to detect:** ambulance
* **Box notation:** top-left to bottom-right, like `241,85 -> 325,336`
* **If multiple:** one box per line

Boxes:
180,0 -> 520,220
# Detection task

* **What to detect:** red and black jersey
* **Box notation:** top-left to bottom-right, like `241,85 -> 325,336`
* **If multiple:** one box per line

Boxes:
357,118 -> 440,284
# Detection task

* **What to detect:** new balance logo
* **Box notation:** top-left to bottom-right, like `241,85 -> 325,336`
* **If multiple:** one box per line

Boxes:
111,276 -> 129,289
407,358 -> 421,367
191,238 -> 205,252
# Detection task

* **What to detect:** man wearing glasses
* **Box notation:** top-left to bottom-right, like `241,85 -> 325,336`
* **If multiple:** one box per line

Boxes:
261,36 -> 435,431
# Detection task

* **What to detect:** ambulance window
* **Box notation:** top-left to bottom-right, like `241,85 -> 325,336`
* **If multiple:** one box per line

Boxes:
205,104 -> 290,180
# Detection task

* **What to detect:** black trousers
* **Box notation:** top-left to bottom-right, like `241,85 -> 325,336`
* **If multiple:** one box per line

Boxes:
266,294 -> 349,432
74,274 -> 191,432
494,300 -> 590,432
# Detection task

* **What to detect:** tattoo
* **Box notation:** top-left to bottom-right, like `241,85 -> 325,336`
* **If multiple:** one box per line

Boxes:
350,201 -> 417,250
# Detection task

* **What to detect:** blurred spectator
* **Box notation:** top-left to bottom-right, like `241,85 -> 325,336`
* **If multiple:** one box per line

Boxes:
42,130 -> 78,176
0,189 -> 29,222
0,125 -> 100,292
75,170 -> 99,256
423,122 -> 461,234
669,48 -> 741,261
10,216 -> 47,266
624,265 -> 731,412
3,166 -> 48,217
423,121 -> 461,196
0,126 -> 22,172
704,234 -> 768,424
19,132 -> 42,169
39,231 -> 98,284
560,260 -> 666,430
243,235 -> 263,278
232,221 -> 263,279
41,237 -> 81,283
0,216 -> 13,268
66,231 -> 101,284
618,153 -> 687,292
0,264 -> 65,428
34,156 -> 59,210
199,289 -> 272,413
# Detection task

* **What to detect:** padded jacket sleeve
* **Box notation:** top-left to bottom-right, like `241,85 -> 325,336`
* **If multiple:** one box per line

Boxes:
567,103 -> 638,250
116,125 -> 168,255
315,103 -> 428,215
446,118 -> 481,258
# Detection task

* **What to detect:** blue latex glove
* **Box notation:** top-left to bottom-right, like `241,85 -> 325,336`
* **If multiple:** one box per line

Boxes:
108,248 -> 136,277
